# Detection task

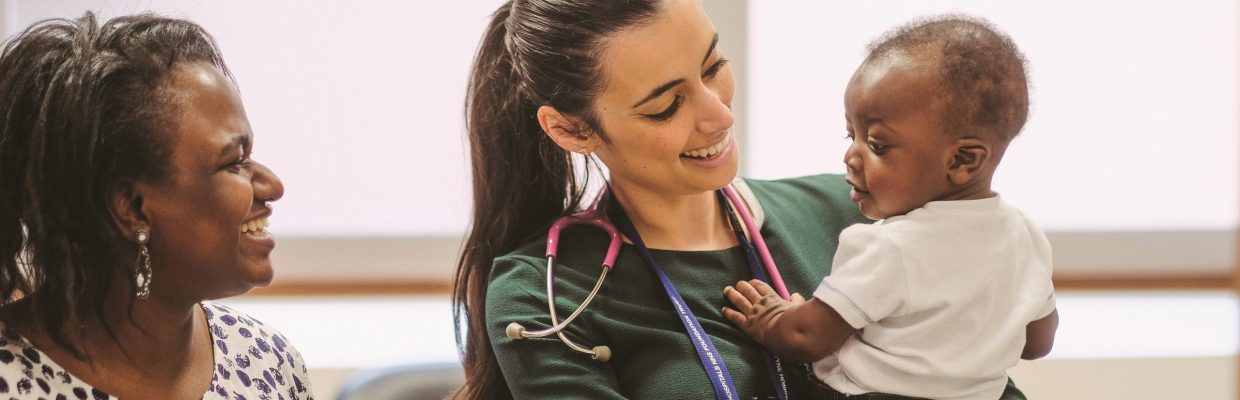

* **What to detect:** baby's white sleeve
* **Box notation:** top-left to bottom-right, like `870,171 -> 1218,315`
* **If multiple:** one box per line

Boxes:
1035,290 -> 1057,320
813,224 -> 907,330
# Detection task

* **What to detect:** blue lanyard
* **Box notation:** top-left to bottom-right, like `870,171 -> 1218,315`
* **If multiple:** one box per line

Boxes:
608,189 -> 788,400
717,191 -> 790,400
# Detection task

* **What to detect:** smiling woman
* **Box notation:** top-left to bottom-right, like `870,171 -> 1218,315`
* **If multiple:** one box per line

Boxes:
456,0 -> 1027,399
140,63 -> 283,300
0,12 -> 311,399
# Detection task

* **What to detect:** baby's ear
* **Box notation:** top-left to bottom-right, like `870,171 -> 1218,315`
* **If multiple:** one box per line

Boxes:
947,137 -> 991,185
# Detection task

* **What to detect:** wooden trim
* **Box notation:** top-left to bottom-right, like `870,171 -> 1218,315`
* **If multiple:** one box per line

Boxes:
268,231 -> 1237,284
247,282 -> 452,296
243,274 -> 1236,296
1054,275 -> 1233,290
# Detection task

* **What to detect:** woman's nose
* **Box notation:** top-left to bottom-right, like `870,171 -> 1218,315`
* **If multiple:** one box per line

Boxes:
696,84 -> 735,135
251,161 -> 285,203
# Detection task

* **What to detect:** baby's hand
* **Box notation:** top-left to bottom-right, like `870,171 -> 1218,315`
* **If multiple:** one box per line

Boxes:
722,279 -> 805,346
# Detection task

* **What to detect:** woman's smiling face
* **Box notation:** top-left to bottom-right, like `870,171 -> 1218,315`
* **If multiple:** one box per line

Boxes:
587,0 -> 738,197
136,62 -> 285,301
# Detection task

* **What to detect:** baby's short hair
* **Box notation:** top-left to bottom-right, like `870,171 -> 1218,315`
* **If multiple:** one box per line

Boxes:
867,15 -> 1029,144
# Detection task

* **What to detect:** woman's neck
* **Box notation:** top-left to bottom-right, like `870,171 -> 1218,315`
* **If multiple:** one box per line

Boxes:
90,293 -> 204,370
14,272 -> 213,393
609,180 -> 738,251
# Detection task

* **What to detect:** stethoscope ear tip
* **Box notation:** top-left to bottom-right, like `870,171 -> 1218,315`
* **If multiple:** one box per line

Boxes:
505,322 -> 527,340
591,346 -> 611,362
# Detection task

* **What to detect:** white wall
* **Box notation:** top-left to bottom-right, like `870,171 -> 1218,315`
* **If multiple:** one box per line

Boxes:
746,0 -> 1240,233
5,1 -> 1236,282
8,0 -> 501,236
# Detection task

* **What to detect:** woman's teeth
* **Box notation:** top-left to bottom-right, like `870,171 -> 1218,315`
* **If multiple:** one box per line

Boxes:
241,217 -> 270,234
681,135 -> 730,159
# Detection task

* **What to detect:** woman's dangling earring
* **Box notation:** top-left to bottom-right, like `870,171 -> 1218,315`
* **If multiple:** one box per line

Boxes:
134,230 -> 152,299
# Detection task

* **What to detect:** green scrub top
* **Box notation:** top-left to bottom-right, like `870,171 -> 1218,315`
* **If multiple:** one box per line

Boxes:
486,174 -> 1028,399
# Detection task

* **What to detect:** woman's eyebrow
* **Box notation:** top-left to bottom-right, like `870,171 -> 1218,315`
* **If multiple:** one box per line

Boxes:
632,79 -> 684,108
218,134 -> 251,158
701,33 -> 718,65
631,33 -> 720,109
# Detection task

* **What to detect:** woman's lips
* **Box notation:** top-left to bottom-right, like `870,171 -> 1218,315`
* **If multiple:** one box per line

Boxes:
680,132 -> 732,159
680,133 -> 736,169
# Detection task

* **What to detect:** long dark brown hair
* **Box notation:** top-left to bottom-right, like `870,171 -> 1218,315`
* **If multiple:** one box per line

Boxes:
0,12 -> 229,357
453,0 -> 659,398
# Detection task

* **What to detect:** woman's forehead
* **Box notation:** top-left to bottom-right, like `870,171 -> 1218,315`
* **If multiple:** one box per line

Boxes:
595,0 -> 717,103
165,64 -> 250,160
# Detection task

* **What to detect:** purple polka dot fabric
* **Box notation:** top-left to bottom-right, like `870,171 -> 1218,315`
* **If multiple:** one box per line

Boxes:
0,302 -> 314,399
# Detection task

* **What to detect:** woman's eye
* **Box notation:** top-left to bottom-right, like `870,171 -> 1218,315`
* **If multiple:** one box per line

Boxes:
228,156 -> 250,172
703,58 -> 729,78
867,141 -> 888,153
643,95 -> 683,121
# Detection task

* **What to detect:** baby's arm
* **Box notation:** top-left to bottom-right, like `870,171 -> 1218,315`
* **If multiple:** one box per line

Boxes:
1021,308 -> 1058,360
723,279 -> 854,363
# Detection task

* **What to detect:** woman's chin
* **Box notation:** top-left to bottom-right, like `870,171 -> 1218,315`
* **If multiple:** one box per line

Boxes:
246,262 -> 276,287
222,262 -> 275,297
688,153 -> 741,192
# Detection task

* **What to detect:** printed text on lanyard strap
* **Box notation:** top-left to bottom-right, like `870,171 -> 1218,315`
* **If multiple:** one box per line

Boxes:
608,187 -> 788,400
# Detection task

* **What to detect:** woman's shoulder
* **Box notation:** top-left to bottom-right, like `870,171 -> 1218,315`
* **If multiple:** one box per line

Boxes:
201,302 -> 313,397
202,302 -> 287,342
0,321 -> 103,399
489,223 -> 614,280
492,236 -> 548,266
485,226 -> 616,322
488,236 -> 551,289
201,302 -> 303,361
743,173 -> 851,203
742,174 -> 863,224
0,320 -> 38,368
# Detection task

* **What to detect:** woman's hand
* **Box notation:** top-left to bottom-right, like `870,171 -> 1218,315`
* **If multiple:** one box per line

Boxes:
722,280 -> 803,346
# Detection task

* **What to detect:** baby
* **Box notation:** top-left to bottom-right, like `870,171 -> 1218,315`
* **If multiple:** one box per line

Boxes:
724,15 -> 1057,400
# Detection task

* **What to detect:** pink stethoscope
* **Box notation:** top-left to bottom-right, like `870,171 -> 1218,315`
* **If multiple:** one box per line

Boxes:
505,185 -> 789,362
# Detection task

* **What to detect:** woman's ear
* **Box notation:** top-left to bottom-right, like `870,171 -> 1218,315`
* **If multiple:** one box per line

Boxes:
947,138 -> 991,185
109,183 -> 150,240
538,105 -> 600,153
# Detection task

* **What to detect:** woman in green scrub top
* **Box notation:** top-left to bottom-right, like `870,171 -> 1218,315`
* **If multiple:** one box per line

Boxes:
451,1 -> 1028,399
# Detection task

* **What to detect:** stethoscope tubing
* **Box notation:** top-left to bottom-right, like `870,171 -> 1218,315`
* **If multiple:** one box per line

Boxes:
548,256 -> 612,360
720,186 -> 790,300
505,258 -> 613,361
506,184 -> 783,365
546,210 -> 621,266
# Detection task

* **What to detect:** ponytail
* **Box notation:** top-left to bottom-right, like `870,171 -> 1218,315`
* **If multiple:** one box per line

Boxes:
452,1 -> 659,397
453,5 -> 575,399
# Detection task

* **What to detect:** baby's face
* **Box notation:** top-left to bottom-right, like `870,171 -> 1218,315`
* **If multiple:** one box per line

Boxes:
842,54 -> 959,220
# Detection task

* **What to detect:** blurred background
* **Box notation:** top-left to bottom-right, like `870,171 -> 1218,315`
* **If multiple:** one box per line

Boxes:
3,0 -> 1237,398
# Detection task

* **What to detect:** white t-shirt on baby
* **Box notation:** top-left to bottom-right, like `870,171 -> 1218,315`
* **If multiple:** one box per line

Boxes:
813,196 -> 1054,400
